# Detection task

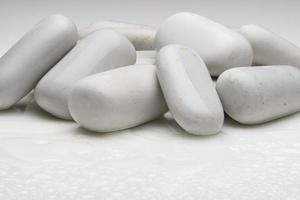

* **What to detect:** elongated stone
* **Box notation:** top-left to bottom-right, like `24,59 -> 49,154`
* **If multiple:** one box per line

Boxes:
216,65 -> 300,124
156,44 -> 224,135
155,12 -> 253,76
34,30 -> 136,119
79,21 -> 156,50
0,15 -> 77,109
239,24 -> 300,68
68,64 -> 168,132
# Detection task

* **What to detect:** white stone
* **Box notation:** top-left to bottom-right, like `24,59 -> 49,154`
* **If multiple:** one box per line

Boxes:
155,12 -> 253,76
216,65 -> 300,124
0,15 -> 77,109
79,20 -> 156,50
78,20 -> 139,36
239,24 -> 300,68
136,51 -> 156,65
78,20 -> 142,37
68,64 -> 168,132
34,30 -> 136,120
156,44 -> 224,135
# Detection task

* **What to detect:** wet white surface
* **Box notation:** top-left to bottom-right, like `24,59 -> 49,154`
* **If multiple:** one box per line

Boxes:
0,91 -> 300,200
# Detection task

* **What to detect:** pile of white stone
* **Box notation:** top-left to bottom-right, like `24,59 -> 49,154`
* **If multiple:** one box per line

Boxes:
0,12 -> 299,135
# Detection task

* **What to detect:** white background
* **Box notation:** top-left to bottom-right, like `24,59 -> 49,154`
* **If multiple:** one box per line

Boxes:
0,0 -> 300,199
